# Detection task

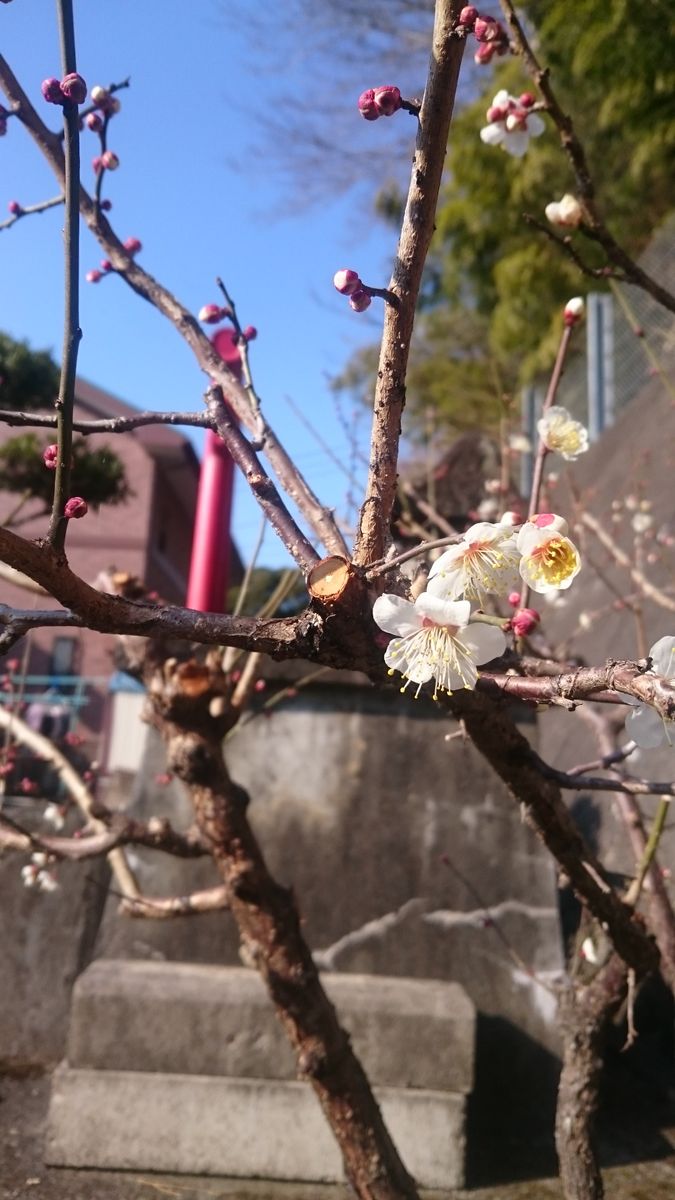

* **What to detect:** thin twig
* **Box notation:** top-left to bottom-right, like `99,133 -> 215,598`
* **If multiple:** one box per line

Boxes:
47,0 -> 82,550
0,194 -> 64,232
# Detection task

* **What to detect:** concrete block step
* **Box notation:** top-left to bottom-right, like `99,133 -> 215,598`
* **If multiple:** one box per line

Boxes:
46,1065 -> 466,1189
68,960 -> 475,1093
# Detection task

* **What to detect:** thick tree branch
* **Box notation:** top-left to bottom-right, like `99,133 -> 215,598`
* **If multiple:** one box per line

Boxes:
354,1 -> 466,566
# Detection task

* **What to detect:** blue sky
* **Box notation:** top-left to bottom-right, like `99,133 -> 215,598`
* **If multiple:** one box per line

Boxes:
0,1 -> 439,569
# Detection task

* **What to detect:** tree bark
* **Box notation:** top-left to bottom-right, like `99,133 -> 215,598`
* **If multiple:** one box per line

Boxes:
148,664 -> 419,1200
555,956 -> 627,1200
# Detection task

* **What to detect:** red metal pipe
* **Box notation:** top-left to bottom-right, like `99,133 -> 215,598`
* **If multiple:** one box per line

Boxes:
185,327 -> 241,613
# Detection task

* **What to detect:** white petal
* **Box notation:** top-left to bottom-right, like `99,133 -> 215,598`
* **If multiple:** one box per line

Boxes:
428,544 -> 463,580
625,704 -> 669,750
415,593 -> 471,629
460,622 -> 507,666
545,202 -> 563,225
384,636 -> 434,685
492,89 -> 511,108
372,594 -> 420,637
480,123 -> 505,146
426,565 -> 464,600
527,113 -> 545,137
649,636 -> 675,678
502,131 -> 529,157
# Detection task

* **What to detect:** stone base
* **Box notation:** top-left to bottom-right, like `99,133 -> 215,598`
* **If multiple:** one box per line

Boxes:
46,1066 -> 466,1189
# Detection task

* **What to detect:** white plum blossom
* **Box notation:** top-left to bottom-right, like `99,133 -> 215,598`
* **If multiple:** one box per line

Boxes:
480,90 -> 545,158
21,852 -> 59,892
373,592 -> 506,699
43,802 -> 65,830
537,406 -> 589,461
517,513 -> 581,594
623,636 -> 675,749
545,194 -> 583,228
427,521 -> 521,605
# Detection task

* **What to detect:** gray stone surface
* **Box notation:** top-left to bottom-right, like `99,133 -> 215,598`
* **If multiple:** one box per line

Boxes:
66,960 -> 475,1093
45,1066 -> 466,1189
96,692 -> 563,1066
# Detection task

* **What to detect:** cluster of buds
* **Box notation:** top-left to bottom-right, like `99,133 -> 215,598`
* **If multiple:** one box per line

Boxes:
92,150 -> 119,173
333,269 -> 372,313
358,86 -> 402,121
480,90 -> 544,157
197,303 -> 257,341
455,7 -> 509,63
41,72 -> 88,106
21,852 -> 58,893
86,237 -> 142,283
89,84 -> 121,116
545,194 -> 583,229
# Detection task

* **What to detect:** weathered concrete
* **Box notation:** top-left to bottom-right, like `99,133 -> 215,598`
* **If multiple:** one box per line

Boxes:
46,1066 -> 466,1189
65,960 -> 475,1093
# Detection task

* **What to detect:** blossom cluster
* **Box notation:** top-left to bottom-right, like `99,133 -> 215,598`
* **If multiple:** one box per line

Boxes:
456,7 -> 510,64
333,269 -> 372,313
373,514 -> 582,699
480,90 -> 544,157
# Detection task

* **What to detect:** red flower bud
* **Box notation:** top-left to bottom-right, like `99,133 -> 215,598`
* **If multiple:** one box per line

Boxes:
358,89 -> 379,121
373,86 -> 401,117
510,608 -> 540,637
474,42 -> 496,64
508,592 -> 521,606
7,200 -> 21,215
333,269 -> 362,296
198,304 -> 225,324
100,259 -> 112,272
42,77 -> 65,105
64,496 -> 88,519
458,6 -> 479,28
349,289 -> 372,313
123,236 -> 142,254
519,92 -> 536,108
60,73 -> 87,105
243,325 -> 257,341
43,443 -> 59,469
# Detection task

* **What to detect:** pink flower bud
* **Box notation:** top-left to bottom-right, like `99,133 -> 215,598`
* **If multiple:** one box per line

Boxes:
8,200 -> 21,214
90,85 -> 109,107
198,303 -> 225,324
42,77 -> 65,105
474,42 -> 496,64
349,289 -> 372,313
254,679 -> 266,692
64,731 -> 84,747
154,772 -> 173,786
358,89 -> 379,121
486,104 -> 507,123
100,259 -> 112,272
43,443 -> 59,469
107,96 -> 121,115
60,73 -> 87,105
123,236 -> 142,254
92,155 -> 103,173
64,496 -> 88,519
373,86 -> 401,117
458,6 -> 479,28
86,269 -> 102,283
101,150 -> 119,170
519,92 -> 536,108
563,296 -> 585,326
86,111 -> 103,132
333,269 -> 362,296
243,325 -> 257,341
508,591 -> 521,607
510,608 -> 540,637
474,16 -> 500,41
